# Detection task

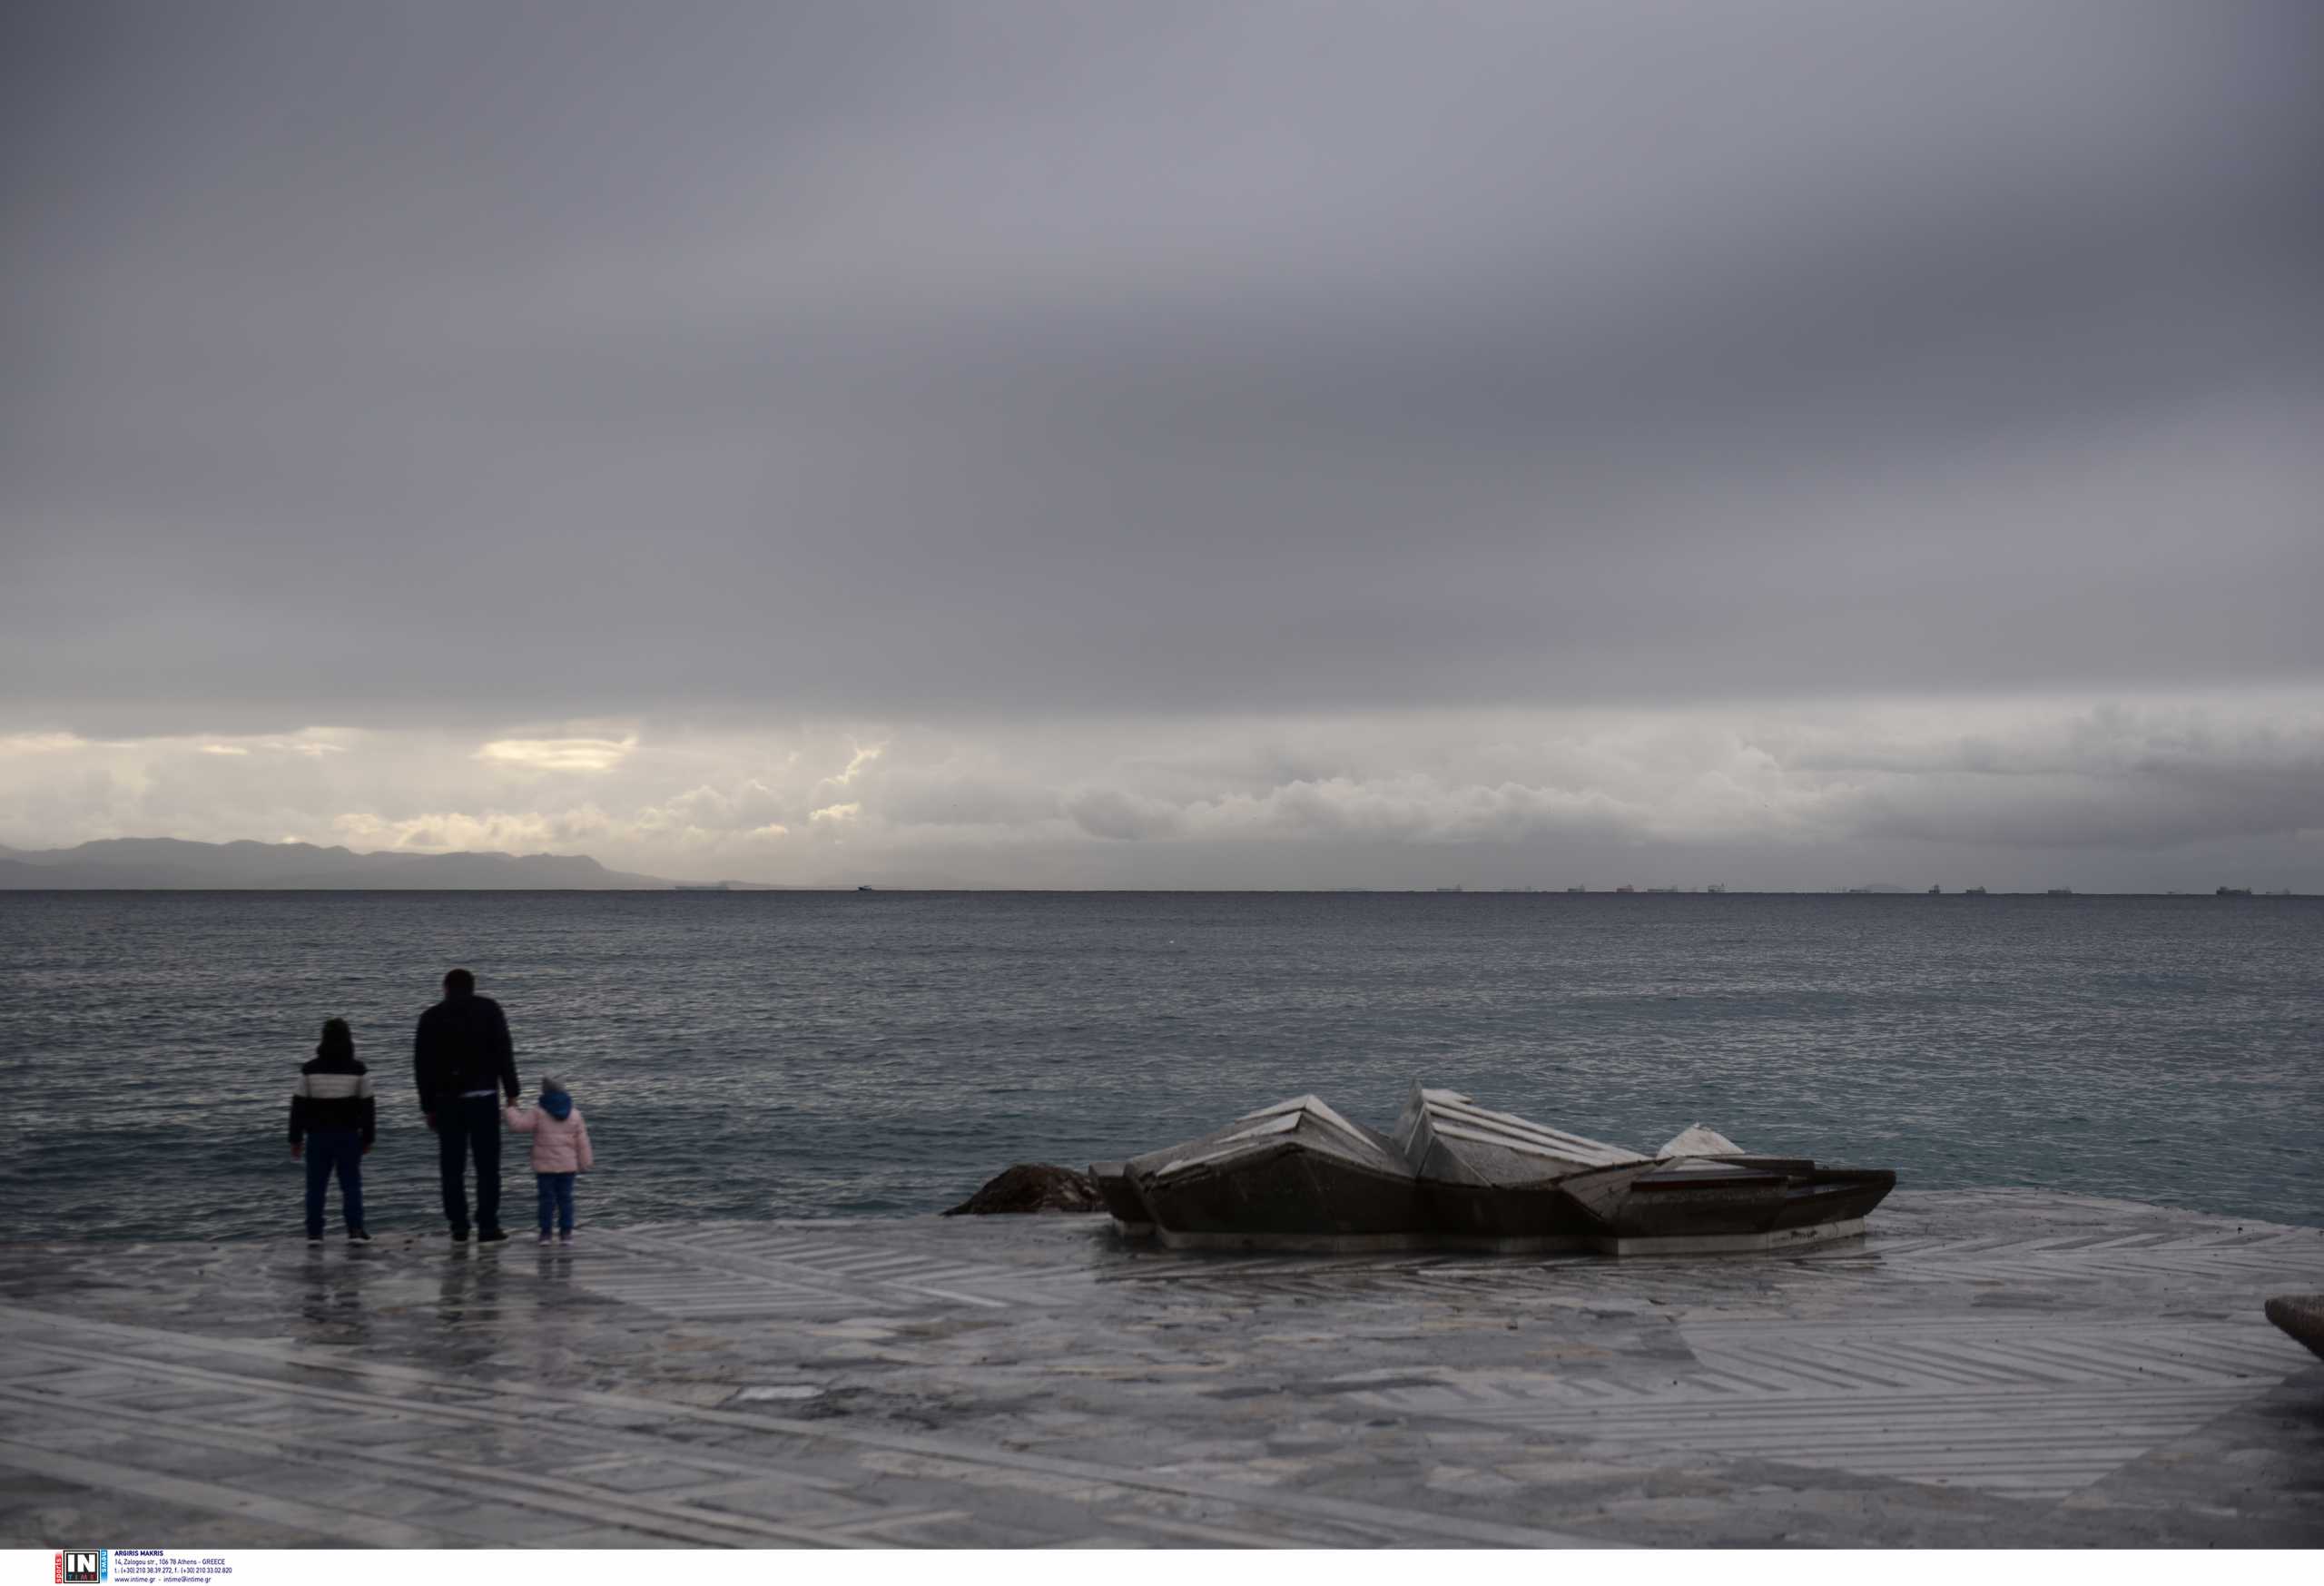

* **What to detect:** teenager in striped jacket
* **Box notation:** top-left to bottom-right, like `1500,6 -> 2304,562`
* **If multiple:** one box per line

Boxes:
290,1018 -> 376,1243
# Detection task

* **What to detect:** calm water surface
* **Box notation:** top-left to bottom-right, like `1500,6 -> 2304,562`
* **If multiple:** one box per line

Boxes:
1,891 -> 2317,1240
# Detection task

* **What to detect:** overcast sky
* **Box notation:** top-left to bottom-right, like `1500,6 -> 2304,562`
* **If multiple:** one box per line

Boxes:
4,1 -> 2319,887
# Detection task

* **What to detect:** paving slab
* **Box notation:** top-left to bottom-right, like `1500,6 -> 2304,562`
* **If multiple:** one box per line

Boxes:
2,1190 -> 2320,1548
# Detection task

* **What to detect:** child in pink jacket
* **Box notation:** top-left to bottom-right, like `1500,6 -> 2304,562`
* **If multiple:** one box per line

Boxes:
504,1075 -> 595,1244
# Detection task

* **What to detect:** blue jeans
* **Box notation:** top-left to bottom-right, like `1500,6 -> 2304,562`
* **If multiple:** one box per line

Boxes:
436,1095 -> 503,1234
537,1172 -> 576,1235
304,1129 -> 364,1236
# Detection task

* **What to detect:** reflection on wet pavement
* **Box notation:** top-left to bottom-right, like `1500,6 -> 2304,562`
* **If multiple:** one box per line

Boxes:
3,1189 -> 2322,1548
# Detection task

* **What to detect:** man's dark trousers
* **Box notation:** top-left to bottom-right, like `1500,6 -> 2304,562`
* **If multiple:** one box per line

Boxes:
437,1094 -> 504,1235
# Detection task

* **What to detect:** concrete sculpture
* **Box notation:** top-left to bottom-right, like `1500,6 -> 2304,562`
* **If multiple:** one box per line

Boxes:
1092,1085 -> 1895,1255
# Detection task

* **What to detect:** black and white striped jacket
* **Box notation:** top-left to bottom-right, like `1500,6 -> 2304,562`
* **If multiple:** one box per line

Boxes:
289,1054 -> 377,1146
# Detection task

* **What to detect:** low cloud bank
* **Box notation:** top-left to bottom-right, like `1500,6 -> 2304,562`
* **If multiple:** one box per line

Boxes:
2,694 -> 2317,890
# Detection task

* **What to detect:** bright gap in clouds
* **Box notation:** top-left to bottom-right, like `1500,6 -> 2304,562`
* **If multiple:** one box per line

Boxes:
474,735 -> 638,773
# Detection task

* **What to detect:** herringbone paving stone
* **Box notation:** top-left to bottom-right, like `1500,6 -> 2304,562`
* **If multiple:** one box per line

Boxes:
2,1190 -> 2321,1546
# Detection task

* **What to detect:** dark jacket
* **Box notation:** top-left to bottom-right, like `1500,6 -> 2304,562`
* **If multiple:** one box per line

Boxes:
290,1051 -> 377,1147
413,991 -> 518,1116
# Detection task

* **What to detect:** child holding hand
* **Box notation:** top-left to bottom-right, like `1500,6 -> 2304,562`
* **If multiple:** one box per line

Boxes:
504,1075 -> 595,1244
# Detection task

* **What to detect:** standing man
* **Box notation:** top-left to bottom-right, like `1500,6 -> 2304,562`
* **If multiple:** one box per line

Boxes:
414,967 -> 520,1243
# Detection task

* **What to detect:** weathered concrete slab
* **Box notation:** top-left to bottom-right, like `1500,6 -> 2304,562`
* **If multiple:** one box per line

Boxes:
2,1190 -> 2321,1548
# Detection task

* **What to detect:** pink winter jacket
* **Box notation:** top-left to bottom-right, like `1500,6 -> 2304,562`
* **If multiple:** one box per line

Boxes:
504,1102 -> 595,1174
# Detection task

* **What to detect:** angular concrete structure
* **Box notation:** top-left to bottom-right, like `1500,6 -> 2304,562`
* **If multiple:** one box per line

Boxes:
1094,1094 -> 1435,1250
1392,1087 -> 1641,1250
1659,1123 -> 1744,1157
1394,1087 -> 1645,1184
1561,1154 -> 1896,1256
1097,1087 -> 1894,1255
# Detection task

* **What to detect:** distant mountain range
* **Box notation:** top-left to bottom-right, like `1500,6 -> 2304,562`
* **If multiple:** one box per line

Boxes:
0,837 -> 675,890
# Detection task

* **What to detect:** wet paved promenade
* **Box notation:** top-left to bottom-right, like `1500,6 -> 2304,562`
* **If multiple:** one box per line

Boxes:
3,1190 -> 2321,1548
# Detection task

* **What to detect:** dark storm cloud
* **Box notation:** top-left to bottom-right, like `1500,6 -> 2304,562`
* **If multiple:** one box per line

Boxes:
3,0 -> 2321,728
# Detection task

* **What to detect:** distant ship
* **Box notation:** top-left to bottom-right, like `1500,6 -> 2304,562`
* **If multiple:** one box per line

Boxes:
675,882 -> 731,892
857,885 -> 876,892
2046,887 -> 2074,896
1965,886 -> 1987,895
1926,885 -> 1940,895
1614,884 -> 1636,894
1434,885 -> 1464,893
2216,886 -> 2252,897
1647,886 -> 1679,893
1706,883 -> 1726,894
1566,885 -> 1587,893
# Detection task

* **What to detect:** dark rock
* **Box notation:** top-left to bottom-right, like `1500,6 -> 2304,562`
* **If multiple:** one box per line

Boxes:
943,1163 -> 1103,1217
2265,1294 -> 2324,1360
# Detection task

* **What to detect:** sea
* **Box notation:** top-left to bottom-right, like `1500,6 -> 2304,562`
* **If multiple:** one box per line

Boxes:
1,891 -> 2318,1242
